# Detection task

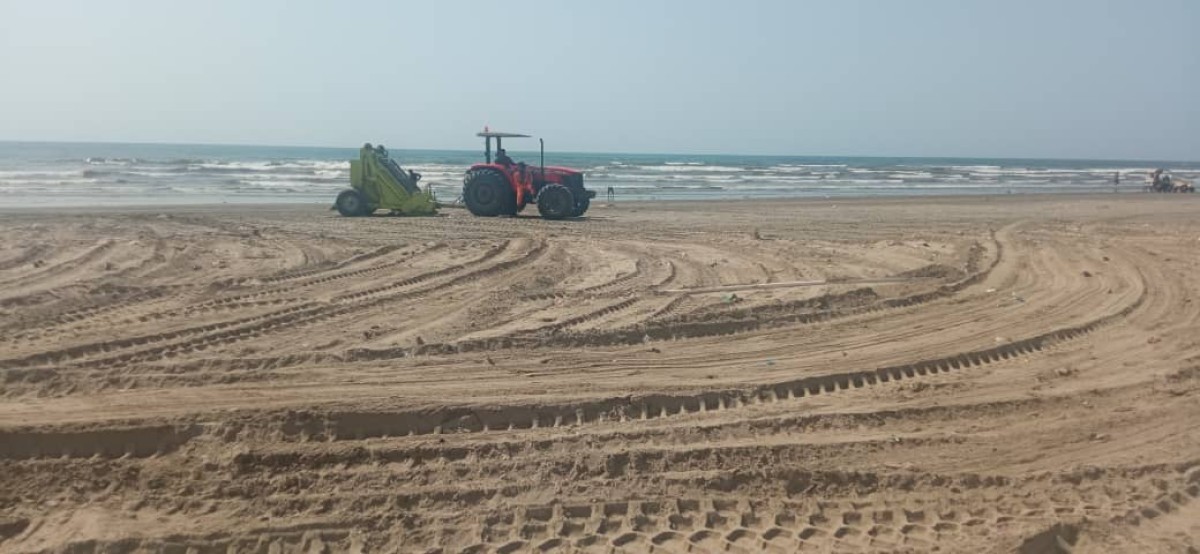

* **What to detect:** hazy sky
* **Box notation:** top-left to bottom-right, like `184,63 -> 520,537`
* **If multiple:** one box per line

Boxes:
1,0 -> 1197,159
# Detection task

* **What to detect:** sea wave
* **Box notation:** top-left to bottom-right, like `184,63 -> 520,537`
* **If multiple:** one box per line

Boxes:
0,144 -> 1195,207
635,164 -> 744,173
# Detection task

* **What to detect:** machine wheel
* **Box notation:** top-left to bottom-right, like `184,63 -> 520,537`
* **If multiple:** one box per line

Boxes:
536,184 -> 575,220
463,170 -> 516,216
572,194 -> 590,217
335,189 -> 371,217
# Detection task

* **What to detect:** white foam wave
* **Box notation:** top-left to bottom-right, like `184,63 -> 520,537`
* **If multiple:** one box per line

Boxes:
635,164 -> 743,173
0,170 -> 83,178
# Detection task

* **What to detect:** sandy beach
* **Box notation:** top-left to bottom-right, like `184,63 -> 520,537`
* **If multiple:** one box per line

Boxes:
1,194 -> 1198,553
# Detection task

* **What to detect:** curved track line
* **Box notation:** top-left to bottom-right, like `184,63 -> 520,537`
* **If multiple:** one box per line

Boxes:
240,273 -> 1145,443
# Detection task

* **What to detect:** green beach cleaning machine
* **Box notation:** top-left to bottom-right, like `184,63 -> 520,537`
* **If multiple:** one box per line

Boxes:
333,143 -> 438,216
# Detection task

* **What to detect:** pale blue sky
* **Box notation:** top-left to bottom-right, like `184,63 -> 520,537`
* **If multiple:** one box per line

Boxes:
1,0 -> 1196,159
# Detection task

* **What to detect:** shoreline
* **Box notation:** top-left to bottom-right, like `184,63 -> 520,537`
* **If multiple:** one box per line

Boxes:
4,141 -> 1193,214
0,189 -> 1179,214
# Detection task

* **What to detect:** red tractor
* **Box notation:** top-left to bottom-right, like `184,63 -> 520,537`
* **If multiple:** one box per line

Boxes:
462,131 -> 595,219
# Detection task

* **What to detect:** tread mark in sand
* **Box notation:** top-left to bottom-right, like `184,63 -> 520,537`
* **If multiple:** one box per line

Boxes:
515,297 -> 641,335
439,236 -> 1003,352
578,258 -> 645,295
265,277 -> 1145,443
1,241 -> 543,371
342,234 -> 1009,356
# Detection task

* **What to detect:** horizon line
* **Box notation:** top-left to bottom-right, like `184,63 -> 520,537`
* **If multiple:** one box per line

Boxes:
1,139 -> 1196,165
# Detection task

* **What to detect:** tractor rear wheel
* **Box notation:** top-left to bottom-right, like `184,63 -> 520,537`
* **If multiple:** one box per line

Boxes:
536,184 -> 575,220
463,170 -> 516,216
572,194 -> 590,217
335,189 -> 371,217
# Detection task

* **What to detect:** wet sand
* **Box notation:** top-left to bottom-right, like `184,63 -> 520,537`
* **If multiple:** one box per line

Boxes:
1,194 -> 1198,553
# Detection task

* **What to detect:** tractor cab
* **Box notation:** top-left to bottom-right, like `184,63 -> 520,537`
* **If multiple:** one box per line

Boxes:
477,131 -> 530,166
462,129 -> 594,220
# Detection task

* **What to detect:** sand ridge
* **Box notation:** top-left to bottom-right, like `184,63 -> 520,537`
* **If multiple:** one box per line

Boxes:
0,195 -> 1198,553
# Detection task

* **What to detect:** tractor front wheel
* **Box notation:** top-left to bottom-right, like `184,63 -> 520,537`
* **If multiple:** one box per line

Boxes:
463,170 -> 516,216
335,189 -> 371,217
537,184 -> 576,220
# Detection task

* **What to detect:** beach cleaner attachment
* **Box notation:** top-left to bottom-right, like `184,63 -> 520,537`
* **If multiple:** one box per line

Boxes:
333,144 -> 438,216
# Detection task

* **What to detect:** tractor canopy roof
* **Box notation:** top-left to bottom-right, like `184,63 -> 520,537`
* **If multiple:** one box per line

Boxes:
477,131 -> 531,138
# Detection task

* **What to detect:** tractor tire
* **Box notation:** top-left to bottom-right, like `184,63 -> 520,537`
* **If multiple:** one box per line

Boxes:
335,189 -> 371,217
536,184 -> 575,220
463,170 -> 516,217
572,194 -> 591,217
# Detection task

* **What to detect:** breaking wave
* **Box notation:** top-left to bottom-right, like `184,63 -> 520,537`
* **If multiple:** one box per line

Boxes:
1,142 -> 1197,206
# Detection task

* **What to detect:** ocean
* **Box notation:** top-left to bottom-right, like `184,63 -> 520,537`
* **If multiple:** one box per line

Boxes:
1,141 -> 1197,207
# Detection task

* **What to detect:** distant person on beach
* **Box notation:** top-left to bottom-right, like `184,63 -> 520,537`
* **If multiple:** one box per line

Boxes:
606,186 -> 615,202
495,148 -> 514,166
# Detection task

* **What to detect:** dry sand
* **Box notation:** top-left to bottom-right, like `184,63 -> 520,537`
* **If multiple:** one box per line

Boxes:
0,195 -> 1198,553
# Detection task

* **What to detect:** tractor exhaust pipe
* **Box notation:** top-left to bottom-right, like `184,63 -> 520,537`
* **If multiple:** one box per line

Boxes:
540,138 -> 545,182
